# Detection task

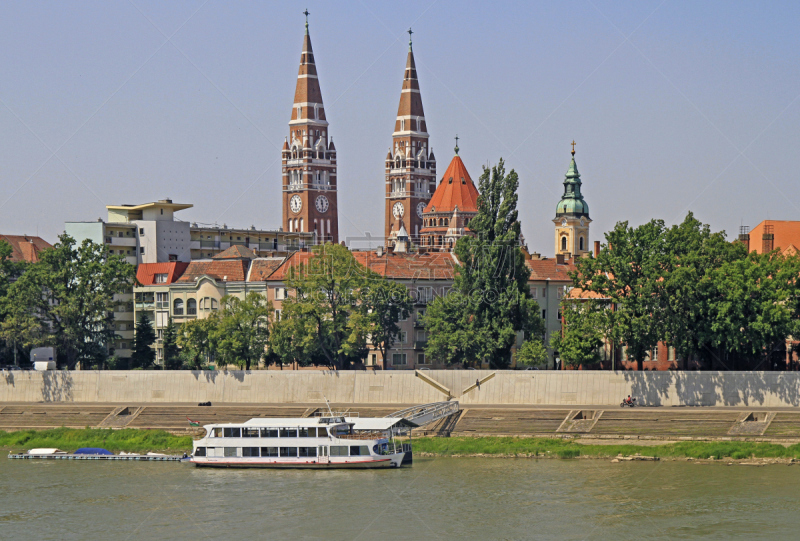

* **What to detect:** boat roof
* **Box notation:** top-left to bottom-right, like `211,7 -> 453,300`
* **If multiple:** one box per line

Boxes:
348,417 -> 418,430
206,417 -> 417,429
27,448 -> 65,455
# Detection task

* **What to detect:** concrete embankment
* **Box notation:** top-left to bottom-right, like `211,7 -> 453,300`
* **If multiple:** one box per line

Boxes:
2,369 -> 800,407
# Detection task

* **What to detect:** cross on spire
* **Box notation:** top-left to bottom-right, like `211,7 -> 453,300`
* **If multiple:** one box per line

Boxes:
571,140 -> 576,156
408,28 -> 413,51
454,134 -> 459,155
303,8 -> 309,33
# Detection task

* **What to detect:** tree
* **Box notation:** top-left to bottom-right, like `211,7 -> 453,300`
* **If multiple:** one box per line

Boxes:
270,311 -> 321,369
211,293 -> 272,370
6,234 -> 136,369
572,219 -> 666,370
515,338 -> 549,368
162,317 -> 181,369
424,159 -> 544,368
281,244 -> 370,370
550,299 -> 606,368
178,317 -> 215,370
131,314 -> 156,369
362,274 -> 412,369
0,306 -> 43,367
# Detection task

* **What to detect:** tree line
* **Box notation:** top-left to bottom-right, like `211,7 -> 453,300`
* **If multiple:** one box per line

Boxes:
556,213 -> 800,370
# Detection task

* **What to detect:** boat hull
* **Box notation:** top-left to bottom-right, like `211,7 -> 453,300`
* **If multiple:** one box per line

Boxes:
190,453 -> 407,469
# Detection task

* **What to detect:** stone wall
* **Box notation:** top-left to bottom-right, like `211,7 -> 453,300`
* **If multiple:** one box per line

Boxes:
1,370 -> 799,407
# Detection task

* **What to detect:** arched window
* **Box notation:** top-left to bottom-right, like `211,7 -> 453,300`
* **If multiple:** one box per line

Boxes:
211,298 -> 218,310
561,236 -> 568,251
579,237 -> 584,251
173,299 -> 184,316
395,157 -> 401,168
187,298 -> 197,315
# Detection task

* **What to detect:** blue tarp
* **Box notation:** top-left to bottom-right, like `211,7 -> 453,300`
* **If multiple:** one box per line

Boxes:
74,448 -> 113,455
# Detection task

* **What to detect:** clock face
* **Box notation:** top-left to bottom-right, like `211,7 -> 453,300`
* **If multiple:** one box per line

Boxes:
561,218 -> 567,227
392,202 -> 405,219
416,202 -> 426,218
315,195 -> 329,213
290,195 -> 302,214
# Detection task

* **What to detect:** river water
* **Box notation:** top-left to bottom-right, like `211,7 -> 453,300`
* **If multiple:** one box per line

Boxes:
2,457 -> 799,540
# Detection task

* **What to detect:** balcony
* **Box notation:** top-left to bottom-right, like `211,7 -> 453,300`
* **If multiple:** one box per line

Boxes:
413,317 -> 425,328
135,302 -> 155,311
413,341 -> 428,350
106,236 -> 137,247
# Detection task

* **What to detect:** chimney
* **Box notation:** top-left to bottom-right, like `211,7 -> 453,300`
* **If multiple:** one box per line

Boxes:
594,241 -> 600,257
376,246 -> 384,257
555,254 -> 565,265
530,252 -> 541,260
762,224 -> 774,253
738,226 -> 750,252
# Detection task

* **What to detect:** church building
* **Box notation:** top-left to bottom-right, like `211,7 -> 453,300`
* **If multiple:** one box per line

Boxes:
282,13 -> 339,244
385,30 -> 437,249
419,140 -> 480,251
553,145 -> 591,257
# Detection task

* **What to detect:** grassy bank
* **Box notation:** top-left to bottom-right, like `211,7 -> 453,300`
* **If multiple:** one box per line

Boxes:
0,428 -> 192,454
413,436 -> 800,461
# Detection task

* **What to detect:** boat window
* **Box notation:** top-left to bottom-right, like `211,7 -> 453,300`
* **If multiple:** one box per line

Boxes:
331,425 -> 351,436
330,446 -> 348,457
280,428 -> 298,438
208,447 -> 222,457
260,447 -> 279,457
223,447 -> 239,457
194,447 -> 206,456
212,428 -> 223,438
298,428 -> 310,437
317,427 -> 328,437
350,445 -> 370,456
242,447 -> 259,457
223,427 -> 241,438
299,447 -> 317,457
242,428 -> 259,438
318,446 -> 328,457
280,447 -> 298,457
260,428 -> 278,438
373,443 -> 388,455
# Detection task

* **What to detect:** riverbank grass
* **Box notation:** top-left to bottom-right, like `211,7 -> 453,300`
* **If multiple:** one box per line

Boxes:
0,428 -> 192,454
413,436 -> 800,461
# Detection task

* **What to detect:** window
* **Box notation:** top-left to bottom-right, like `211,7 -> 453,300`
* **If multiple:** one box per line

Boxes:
542,309 -> 546,320
369,354 -> 376,366
530,287 -> 538,299
579,237 -> 585,251
117,232 -> 123,237
275,287 -> 287,300
174,299 -> 184,315
330,446 -> 348,457
275,309 -> 281,321
211,298 -> 218,310
242,447 -> 259,457
224,447 -> 239,457
156,312 -> 168,327
223,427 -> 241,438
280,447 -> 298,457
299,447 -> 317,457
242,428 -> 259,438
211,427 -> 223,438
155,273 -> 168,283
260,447 -> 279,457
417,353 -> 426,365
280,428 -> 298,438
349,445 -> 370,456
186,298 -> 197,315
400,119 -> 405,131
139,228 -> 144,235
392,353 -> 407,366
140,247 -> 144,254
542,288 -> 547,297
156,292 -> 169,309
556,287 -> 564,299
561,236 -> 567,251
194,447 -> 206,456
260,428 -> 278,438
396,331 -> 407,343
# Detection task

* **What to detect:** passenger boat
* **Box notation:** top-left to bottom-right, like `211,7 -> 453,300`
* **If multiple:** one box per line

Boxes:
189,413 -> 414,469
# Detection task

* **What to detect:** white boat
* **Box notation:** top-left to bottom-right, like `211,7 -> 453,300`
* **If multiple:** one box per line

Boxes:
189,414 -> 414,469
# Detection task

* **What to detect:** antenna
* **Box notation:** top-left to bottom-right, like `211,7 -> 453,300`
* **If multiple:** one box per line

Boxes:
323,395 -> 334,416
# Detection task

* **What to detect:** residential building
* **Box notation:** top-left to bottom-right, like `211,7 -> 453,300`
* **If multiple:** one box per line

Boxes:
282,14 -> 339,243
0,234 -> 51,263
739,220 -> 800,255
385,30 -> 436,248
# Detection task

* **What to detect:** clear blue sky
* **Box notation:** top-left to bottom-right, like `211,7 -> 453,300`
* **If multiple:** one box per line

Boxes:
1,0 -> 798,254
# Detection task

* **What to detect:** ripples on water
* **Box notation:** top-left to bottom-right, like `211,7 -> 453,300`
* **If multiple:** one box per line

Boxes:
1,457 -> 799,540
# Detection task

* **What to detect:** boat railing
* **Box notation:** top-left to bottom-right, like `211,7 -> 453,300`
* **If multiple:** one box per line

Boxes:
338,432 -> 385,441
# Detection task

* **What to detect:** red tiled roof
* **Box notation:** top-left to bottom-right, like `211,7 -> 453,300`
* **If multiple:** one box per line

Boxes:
266,251 -> 316,282
177,260 -> 249,283
136,262 -> 190,285
525,258 -> 576,281
247,258 -> 286,282
213,245 -> 257,259
354,251 -> 457,280
0,235 -> 52,263
424,155 -> 480,215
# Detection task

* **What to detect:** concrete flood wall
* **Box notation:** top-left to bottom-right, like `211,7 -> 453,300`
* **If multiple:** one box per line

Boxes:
2,370 -> 800,407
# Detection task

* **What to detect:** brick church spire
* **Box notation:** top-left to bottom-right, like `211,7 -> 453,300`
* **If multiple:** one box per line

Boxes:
385,29 -> 436,251
282,10 -> 339,244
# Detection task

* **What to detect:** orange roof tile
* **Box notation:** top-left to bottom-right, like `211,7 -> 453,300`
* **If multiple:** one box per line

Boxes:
0,235 -> 52,263
247,258 -> 286,281
177,260 -> 249,283
213,245 -> 257,259
136,262 -> 190,285
424,155 -> 479,215
525,258 -> 576,281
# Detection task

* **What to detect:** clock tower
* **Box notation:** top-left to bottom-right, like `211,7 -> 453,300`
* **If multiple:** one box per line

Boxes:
554,143 -> 591,257
385,29 -> 436,249
282,11 -> 339,244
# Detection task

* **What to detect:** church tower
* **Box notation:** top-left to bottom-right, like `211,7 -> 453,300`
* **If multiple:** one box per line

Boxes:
282,11 -> 338,244
385,30 -> 436,249
554,143 -> 591,257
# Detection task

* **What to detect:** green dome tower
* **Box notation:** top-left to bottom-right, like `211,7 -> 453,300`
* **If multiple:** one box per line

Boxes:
553,142 -> 591,257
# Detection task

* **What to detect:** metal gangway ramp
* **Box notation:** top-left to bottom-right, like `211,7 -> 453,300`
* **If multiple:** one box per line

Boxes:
386,401 -> 459,427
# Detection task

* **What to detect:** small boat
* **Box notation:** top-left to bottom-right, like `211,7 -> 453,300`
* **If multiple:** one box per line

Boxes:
26,448 -> 67,456
74,448 -> 114,456
189,413 -> 415,469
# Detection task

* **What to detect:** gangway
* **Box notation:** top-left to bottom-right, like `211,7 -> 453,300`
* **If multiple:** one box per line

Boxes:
386,401 -> 459,427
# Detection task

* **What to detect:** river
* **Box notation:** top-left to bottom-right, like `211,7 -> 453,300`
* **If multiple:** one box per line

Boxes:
1,457 -> 798,540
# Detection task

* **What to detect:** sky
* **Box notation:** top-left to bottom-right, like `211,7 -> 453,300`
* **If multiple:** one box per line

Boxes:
1,0 -> 799,255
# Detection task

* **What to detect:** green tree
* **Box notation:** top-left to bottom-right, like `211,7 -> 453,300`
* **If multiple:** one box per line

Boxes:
572,219 -> 666,370
269,310 -> 321,369
281,243 -> 370,370
178,317 -> 216,370
515,338 -> 549,368
131,314 -> 156,369
362,274 -> 412,369
0,306 -> 43,367
6,234 -> 136,369
550,299 -> 606,367
424,159 -> 543,368
162,317 -> 181,369
211,293 -> 272,370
